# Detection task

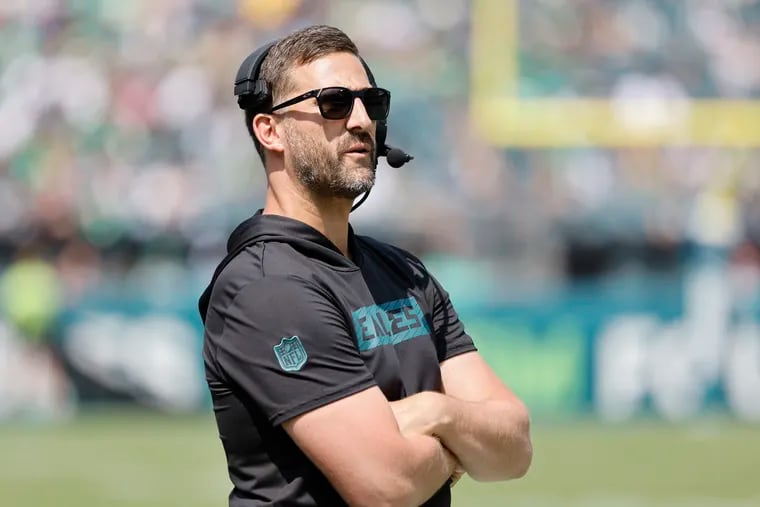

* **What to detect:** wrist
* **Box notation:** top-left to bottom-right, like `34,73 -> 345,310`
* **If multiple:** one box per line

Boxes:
427,391 -> 454,438
438,439 -> 459,473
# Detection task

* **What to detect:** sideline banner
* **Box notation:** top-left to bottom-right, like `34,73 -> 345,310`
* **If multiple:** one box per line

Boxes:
2,264 -> 758,422
462,264 -> 760,422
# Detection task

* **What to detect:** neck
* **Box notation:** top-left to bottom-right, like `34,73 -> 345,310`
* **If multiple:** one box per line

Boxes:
263,183 -> 353,257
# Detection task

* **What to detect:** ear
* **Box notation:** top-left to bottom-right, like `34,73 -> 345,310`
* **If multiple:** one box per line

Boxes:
252,113 -> 285,155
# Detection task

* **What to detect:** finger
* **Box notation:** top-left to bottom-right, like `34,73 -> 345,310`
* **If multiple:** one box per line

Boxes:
449,469 -> 465,487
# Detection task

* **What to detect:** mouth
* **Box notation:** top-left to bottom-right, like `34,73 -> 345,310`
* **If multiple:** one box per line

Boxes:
344,143 -> 372,156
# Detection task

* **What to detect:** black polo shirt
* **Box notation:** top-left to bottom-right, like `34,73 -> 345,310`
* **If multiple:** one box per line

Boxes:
200,212 -> 476,507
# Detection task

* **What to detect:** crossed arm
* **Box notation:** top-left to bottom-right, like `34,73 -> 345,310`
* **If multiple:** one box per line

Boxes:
391,351 -> 533,482
283,386 -> 458,507
282,351 -> 532,506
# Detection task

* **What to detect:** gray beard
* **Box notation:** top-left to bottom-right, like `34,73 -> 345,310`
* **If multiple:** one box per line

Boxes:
285,125 -> 376,199
296,162 -> 376,199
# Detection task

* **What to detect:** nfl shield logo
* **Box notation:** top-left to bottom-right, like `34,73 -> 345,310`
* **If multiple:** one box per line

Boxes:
273,336 -> 308,372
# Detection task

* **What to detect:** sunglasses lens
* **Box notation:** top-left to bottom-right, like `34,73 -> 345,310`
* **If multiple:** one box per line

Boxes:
318,88 -> 353,119
362,89 -> 390,120
316,87 -> 391,120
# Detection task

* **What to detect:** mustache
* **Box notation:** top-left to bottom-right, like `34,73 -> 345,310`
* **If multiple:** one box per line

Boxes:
339,133 -> 375,153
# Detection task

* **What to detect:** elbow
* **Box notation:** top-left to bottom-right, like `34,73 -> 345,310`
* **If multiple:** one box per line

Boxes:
507,402 -> 533,479
510,431 -> 533,479
472,400 -> 533,482
470,441 -> 531,482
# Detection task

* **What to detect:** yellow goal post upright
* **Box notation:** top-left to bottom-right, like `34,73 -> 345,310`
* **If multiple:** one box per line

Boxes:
470,0 -> 760,148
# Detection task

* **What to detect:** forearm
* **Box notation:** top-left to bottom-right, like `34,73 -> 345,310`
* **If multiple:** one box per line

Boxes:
392,433 -> 458,506
434,395 -> 532,482
342,433 -> 455,507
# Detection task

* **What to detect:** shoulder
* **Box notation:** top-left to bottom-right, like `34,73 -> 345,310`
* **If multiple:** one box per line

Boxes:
205,243 -> 327,330
355,234 -> 430,281
355,235 -> 456,307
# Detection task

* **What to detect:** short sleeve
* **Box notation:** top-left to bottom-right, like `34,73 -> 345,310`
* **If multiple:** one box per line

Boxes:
212,276 -> 376,426
427,273 -> 477,362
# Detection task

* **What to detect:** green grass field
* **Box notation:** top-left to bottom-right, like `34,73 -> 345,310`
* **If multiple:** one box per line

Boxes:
1,411 -> 758,507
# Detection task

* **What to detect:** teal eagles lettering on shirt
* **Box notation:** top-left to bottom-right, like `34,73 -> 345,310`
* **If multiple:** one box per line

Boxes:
352,297 -> 431,351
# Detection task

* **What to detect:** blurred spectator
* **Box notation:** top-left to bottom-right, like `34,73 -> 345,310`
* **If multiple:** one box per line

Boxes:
0,244 -> 62,344
0,0 -> 759,417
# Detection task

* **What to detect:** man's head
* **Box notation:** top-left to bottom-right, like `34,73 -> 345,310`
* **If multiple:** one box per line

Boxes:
244,25 -> 388,200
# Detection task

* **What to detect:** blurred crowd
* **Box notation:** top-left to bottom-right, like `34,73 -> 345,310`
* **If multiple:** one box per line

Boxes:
0,0 -> 759,343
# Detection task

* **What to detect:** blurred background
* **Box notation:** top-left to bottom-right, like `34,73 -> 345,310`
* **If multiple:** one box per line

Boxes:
1,0 -> 759,506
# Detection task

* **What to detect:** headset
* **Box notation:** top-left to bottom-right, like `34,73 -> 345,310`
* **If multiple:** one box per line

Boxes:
233,41 -> 413,210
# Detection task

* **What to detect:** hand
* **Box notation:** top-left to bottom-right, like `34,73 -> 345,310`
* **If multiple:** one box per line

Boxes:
436,428 -> 466,489
388,391 -> 446,438
449,465 -> 466,487
391,392 -> 466,485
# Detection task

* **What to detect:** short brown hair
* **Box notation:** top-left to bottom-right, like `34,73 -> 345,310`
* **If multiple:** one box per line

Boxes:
244,25 -> 360,162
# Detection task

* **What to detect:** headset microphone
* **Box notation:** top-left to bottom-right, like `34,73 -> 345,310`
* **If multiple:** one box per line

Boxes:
384,146 -> 413,168
350,145 -> 413,211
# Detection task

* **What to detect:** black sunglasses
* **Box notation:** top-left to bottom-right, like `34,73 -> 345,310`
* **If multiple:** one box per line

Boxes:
270,86 -> 391,121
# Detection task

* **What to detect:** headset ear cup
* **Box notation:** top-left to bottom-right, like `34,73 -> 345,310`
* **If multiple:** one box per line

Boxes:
241,80 -> 271,112
234,42 -> 275,111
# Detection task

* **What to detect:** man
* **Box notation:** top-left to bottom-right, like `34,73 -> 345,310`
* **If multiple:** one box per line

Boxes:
199,25 -> 532,507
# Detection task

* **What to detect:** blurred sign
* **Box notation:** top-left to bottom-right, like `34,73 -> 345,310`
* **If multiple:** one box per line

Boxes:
595,266 -> 760,422
466,317 -> 588,415
61,313 -> 205,412
464,264 -> 760,422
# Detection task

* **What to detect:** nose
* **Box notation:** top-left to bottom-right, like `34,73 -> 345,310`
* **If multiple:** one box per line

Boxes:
345,97 -> 373,133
